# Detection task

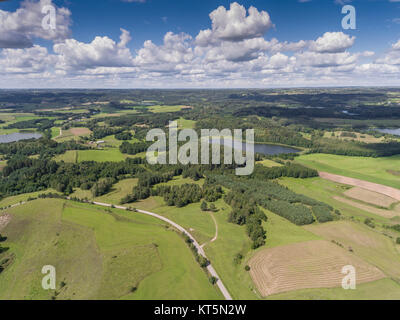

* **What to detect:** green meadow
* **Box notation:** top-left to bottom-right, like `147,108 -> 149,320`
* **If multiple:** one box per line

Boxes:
75,149 -> 145,163
295,154 -> 400,189
148,105 -> 184,113
0,199 -> 221,300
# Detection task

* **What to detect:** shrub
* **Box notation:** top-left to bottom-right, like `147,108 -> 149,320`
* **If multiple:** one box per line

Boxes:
209,276 -> 217,285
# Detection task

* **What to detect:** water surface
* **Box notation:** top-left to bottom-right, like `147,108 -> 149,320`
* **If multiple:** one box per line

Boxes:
0,132 -> 42,144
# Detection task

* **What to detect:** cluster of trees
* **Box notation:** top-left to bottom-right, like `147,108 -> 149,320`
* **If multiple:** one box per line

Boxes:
213,174 -> 334,226
224,191 -> 267,249
121,171 -> 223,208
0,138 -> 87,159
182,233 -> 209,268
251,163 -> 318,180
201,201 -> 217,212
91,126 -> 124,140
263,199 -> 314,225
115,131 -> 133,140
5,118 -> 55,131
182,167 -> 203,181
120,185 -> 151,204
312,205 -> 334,223
153,184 -> 203,207
1,157 -> 144,196
309,140 -> 400,157
105,112 -> 177,129
120,141 -> 152,155
137,170 -> 177,187
202,182 -> 223,202
120,169 -> 177,204
255,127 -> 312,148
91,178 -> 115,197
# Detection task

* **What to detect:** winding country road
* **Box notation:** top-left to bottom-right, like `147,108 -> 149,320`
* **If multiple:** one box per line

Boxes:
3,198 -> 232,300
92,201 -> 233,300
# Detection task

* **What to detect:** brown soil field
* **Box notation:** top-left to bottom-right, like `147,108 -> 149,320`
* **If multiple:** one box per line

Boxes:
333,196 -> 398,218
319,172 -> 400,201
249,240 -> 384,297
305,221 -> 400,278
69,128 -> 92,136
343,187 -> 398,208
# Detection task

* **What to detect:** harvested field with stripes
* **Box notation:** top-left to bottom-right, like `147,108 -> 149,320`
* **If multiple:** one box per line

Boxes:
305,221 -> 400,278
333,196 -> 399,218
344,187 -> 398,208
249,240 -> 385,297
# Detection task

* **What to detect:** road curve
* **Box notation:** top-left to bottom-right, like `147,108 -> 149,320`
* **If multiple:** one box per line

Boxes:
92,201 -> 233,300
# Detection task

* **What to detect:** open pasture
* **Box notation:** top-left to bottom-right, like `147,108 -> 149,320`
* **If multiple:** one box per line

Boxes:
0,199 -> 221,300
296,154 -> 400,189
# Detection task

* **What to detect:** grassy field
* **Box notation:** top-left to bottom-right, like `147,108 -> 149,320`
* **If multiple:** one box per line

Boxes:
177,117 -> 196,129
263,209 -> 321,248
257,159 -> 283,168
54,150 -> 78,163
0,113 -> 51,135
78,149 -> 128,162
76,148 -> 146,162
0,199 -> 221,300
126,180 -> 259,299
50,127 -> 61,138
203,198 -> 259,300
0,189 -> 61,208
295,154 -> 400,189
148,105 -> 184,113
99,134 -> 139,147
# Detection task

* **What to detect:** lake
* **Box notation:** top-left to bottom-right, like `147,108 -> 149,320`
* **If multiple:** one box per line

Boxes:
210,138 -> 300,155
377,128 -> 400,137
0,132 -> 42,144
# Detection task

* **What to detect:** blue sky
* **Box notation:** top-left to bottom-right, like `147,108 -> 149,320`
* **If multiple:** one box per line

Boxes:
0,0 -> 400,87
